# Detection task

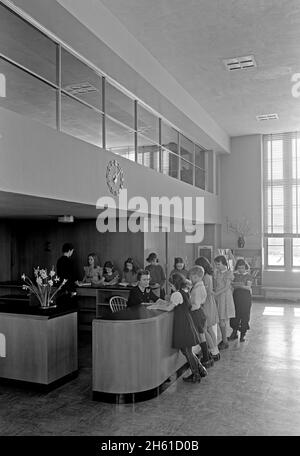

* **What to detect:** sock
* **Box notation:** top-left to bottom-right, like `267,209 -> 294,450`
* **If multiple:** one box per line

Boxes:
200,342 -> 210,362
210,346 -> 219,356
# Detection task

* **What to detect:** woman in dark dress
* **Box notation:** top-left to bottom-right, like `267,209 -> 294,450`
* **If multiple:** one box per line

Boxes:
170,273 -> 207,383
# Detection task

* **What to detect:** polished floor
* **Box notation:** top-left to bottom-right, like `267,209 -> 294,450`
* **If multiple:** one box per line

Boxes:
1,300 -> 300,436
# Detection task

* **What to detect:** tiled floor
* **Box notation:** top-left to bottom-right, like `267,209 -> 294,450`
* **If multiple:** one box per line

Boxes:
1,300 -> 300,436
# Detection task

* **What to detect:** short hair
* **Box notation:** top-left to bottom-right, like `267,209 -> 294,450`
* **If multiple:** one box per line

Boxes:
189,265 -> 204,279
235,258 -> 250,270
169,272 -> 187,291
62,242 -> 74,253
87,253 -> 100,267
214,255 -> 228,267
146,252 -> 157,262
195,256 -> 213,275
137,269 -> 150,281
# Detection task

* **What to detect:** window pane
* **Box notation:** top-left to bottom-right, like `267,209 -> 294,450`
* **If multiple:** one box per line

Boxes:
267,140 -> 283,180
61,93 -> 102,147
161,148 -> 179,179
267,238 -> 284,266
137,104 -> 159,143
137,135 -> 160,171
61,49 -> 102,111
0,57 -> 56,129
106,117 -> 135,161
267,186 -> 284,233
105,82 -> 134,128
180,134 -> 194,164
195,144 -> 205,169
195,166 -> 205,190
161,122 -> 178,155
292,139 -> 300,179
180,159 -> 193,185
0,4 -> 57,83
292,185 -> 300,233
293,239 -> 300,266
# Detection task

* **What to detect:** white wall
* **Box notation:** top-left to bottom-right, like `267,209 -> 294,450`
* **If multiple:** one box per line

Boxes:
220,135 -> 262,249
0,107 -> 221,223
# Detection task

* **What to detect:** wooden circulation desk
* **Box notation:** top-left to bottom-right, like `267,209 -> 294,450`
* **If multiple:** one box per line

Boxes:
0,298 -> 78,387
76,285 -> 132,330
92,305 -> 186,402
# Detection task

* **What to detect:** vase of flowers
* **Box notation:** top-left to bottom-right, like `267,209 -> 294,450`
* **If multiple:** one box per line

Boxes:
21,267 -> 67,308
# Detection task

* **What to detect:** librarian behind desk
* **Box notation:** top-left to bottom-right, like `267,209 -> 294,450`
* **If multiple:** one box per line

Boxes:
92,305 -> 186,402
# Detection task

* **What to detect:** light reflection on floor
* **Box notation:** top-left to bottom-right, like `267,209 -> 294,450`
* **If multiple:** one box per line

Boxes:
2,301 -> 300,435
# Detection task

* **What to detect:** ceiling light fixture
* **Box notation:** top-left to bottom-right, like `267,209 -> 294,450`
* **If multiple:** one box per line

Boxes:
256,113 -> 279,121
63,82 -> 98,95
223,55 -> 257,71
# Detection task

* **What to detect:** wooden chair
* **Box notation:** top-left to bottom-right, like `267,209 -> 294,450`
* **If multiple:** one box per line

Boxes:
109,296 -> 128,313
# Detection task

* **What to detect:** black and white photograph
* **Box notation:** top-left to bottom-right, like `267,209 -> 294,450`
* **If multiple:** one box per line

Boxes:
0,0 -> 300,442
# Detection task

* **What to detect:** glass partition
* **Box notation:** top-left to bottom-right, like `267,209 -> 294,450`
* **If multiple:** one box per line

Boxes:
106,116 -> 135,161
61,49 -> 102,111
137,104 -> 159,144
61,93 -> 102,147
0,3 -> 213,192
161,121 -> 178,155
137,134 -> 160,171
0,57 -> 56,129
0,3 -> 57,84
105,81 -> 134,128
180,134 -> 194,164
161,148 -> 179,179
180,158 -> 194,185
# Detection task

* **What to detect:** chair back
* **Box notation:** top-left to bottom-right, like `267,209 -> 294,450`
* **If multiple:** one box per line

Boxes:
109,296 -> 128,313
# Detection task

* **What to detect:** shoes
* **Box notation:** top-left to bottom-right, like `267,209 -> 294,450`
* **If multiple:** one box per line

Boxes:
197,362 -> 208,377
183,373 -> 201,383
212,353 -> 221,361
218,341 -> 229,350
229,330 -> 238,341
201,358 -> 214,368
240,334 -> 246,342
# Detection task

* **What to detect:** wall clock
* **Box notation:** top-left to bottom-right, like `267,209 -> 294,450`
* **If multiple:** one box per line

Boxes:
106,159 -> 125,196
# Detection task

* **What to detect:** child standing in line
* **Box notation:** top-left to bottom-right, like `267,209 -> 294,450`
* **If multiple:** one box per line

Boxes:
213,255 -> 235,350
229,259 -> 252,342
195,257 -> 220,361
169,257 -> 189,279
170,272 -> 208,383
189,265 -> 214,368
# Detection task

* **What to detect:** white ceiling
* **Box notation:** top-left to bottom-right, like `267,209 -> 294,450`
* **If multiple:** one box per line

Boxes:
99,0 -> 300,137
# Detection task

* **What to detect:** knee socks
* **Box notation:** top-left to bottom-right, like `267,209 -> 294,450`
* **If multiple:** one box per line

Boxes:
200,342 -> 210,362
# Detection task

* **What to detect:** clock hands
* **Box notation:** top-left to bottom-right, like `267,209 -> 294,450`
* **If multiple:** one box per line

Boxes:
112,168 -> 122,183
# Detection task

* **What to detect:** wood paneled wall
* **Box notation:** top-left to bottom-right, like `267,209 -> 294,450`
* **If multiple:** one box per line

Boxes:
0,222 -> 12,281
1,219 -> 144,280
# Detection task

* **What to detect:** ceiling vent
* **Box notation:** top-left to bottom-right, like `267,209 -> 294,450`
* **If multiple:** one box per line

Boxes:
223,55 -> 257,71
256,113 -> 279,121
63,82 -> 98,95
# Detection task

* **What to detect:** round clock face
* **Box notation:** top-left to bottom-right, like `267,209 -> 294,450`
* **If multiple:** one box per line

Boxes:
106,160 -> 125,196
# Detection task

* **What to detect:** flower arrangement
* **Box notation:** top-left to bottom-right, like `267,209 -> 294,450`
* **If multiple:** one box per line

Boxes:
228,217 -> 253,238
21,267 -> 67,307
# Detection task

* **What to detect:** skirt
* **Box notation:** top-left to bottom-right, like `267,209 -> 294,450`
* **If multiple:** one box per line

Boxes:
202,295 -> 219,327
215,289 -> 235,320
173,304 -> 201,349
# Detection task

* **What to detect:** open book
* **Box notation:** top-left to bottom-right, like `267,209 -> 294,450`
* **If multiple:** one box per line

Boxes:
147,298 -> 175,312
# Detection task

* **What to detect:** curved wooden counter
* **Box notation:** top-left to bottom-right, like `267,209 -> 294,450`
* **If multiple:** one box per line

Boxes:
92,306 -> 186,398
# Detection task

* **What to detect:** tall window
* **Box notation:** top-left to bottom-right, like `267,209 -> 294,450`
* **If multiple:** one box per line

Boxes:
263,133 -> 300,268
